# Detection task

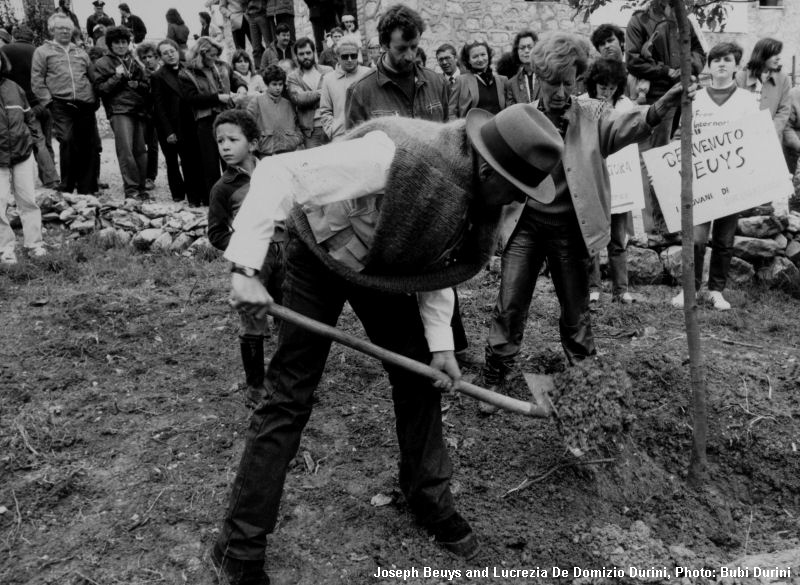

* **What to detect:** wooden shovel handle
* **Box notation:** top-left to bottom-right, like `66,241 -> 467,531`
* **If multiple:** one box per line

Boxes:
265,302 -> 550,418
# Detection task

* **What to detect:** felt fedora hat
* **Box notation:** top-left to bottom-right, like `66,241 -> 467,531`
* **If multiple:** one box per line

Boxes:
466,104 -> 564,203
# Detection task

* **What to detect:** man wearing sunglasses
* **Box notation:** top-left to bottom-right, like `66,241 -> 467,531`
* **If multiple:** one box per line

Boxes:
319,35 -> 370,141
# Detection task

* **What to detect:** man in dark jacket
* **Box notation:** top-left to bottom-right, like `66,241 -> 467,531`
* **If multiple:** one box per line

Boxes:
259,22 -> 293,69
2,25 -> 59,188
303,0 -> 338,54
151,39 -> 205,205
93,26 -> 149,198
119,3 -> 147,44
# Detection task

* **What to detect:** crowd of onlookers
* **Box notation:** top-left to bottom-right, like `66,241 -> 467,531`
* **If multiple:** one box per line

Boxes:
0,0 -> 798,302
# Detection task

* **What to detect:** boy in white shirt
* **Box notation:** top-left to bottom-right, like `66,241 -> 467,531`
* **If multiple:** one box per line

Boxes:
671,42 -> 759,311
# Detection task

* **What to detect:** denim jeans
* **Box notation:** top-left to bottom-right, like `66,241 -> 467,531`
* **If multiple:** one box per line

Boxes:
589,212 -> 629,297
485,207 -> 595,377
31,111 -> 59,186
0,155 -> 41,253
248,12 -> 270,68
693,214 -> 738,292
109,114 -> 147,197
50,100 -> 98,194
216,235 -> 456,560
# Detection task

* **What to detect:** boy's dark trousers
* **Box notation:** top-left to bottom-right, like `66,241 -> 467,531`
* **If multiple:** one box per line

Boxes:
217,235 -> 456,560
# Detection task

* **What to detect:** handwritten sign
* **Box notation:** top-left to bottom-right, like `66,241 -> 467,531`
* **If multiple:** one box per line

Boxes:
607,143 -> 645,214
642,110 -> 792,232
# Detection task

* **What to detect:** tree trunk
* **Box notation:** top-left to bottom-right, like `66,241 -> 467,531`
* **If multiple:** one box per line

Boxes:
671,0 -> 708,488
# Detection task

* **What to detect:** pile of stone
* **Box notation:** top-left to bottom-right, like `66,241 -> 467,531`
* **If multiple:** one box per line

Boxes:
8,190 -> 220,257
622,208 -> 800,289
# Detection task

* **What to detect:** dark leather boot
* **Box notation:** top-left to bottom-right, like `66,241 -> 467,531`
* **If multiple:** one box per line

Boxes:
239,335 -> 267,407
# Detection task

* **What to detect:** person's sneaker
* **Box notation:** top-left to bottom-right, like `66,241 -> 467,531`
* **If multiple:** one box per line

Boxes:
427,512 -> 479,559
706,290 -> 731,311
28,245 -> 47,258
589,291 -> 600,303
210,544 -> 269,585
670,290 -> 684,308
618,292 -> 634,304
145,178 -> 156,190
1,250 -> 17,265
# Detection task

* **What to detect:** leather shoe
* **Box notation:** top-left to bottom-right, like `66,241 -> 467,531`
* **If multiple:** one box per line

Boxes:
427,512 -> 479,559
210,544 -> 269,585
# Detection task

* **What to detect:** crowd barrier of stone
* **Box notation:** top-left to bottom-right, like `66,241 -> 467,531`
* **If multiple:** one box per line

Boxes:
6,190 -> 800,287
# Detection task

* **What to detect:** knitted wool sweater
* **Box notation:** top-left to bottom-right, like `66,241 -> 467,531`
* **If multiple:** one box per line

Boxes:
289,116 -> 503,293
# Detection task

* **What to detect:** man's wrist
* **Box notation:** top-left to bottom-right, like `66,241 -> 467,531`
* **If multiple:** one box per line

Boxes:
231,263 -> 259,277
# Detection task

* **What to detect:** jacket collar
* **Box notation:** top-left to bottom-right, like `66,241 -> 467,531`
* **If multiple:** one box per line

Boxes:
221,155 -> 258,183
375,58 -> 426,89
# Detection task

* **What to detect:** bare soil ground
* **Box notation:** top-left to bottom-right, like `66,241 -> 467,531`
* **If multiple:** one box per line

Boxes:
1,148 -> 800,584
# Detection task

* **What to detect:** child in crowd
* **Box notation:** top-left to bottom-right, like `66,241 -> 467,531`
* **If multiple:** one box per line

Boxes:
671,42 -> 759,311
230,49 -> 267,98
582,58 -> 636,304
246,65 -> 303,157
207,109 -> 285,406
0,52 -> 45,264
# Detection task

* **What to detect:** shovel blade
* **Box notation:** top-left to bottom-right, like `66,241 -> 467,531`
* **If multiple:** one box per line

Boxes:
523,373 -> 556,417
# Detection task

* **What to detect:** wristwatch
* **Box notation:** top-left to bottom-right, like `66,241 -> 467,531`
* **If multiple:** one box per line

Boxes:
230,264 -> 259,278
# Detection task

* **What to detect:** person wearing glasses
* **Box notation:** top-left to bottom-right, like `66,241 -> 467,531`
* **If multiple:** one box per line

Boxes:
319,34 -> 370,142
435,43 -> 460,88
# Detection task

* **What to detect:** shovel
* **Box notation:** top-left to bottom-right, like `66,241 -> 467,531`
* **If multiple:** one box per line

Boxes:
265,302 -> 555,418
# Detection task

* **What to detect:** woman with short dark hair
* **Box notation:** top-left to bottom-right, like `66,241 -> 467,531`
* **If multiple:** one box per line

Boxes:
448,40 -> 511,120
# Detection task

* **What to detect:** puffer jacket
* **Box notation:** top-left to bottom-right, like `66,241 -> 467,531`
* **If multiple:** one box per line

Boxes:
92,52 -> 149,117
31,41 -> 95,106
266,0 -> 294,16
0,78 -> 35,168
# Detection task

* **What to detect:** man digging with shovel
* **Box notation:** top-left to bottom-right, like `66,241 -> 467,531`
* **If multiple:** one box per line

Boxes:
210,104 -> 564,584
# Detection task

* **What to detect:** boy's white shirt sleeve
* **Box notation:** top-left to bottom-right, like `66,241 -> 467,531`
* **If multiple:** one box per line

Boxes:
417,288 -> 455,352
223,130 -> 396,269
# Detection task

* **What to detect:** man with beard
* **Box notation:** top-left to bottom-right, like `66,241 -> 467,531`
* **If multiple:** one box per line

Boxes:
287,36 -> 332,149
345,4 -> 472,365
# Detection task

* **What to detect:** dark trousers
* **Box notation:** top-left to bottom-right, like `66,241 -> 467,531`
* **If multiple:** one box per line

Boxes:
109,114 -> 147,197
31,111 -> 59,186
232,17 -> 250,50
195,116 -> 222,206
248,12 -> 270,67
145,118 -> 158,181
303,126 -> 328,149
485,207 -> 595,375
589,212 -> 629,297
267,13 -> 295,41
50,100 -> 98,194
693,214 -> 738,292
216,235 -> 456,560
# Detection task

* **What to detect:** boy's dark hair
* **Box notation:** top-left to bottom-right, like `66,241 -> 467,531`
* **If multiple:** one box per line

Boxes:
746,37 -> 781,77
214,109 -> 260,143
460,40 -> 493,73
707,41 -> 743,66
104,25 -> 132,46
585,57 -> 628,103
378,4 -> 425,48
590,24 -> 624,52
275,22 -> 291,35
512,29 -> 538,67
294,36 -> 315,54
119,3 -> 131,14
136,42 -> 158,60
263,64 -> 286,84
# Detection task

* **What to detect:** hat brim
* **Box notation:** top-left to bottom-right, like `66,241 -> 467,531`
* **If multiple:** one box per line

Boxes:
465,107 -> 555,204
